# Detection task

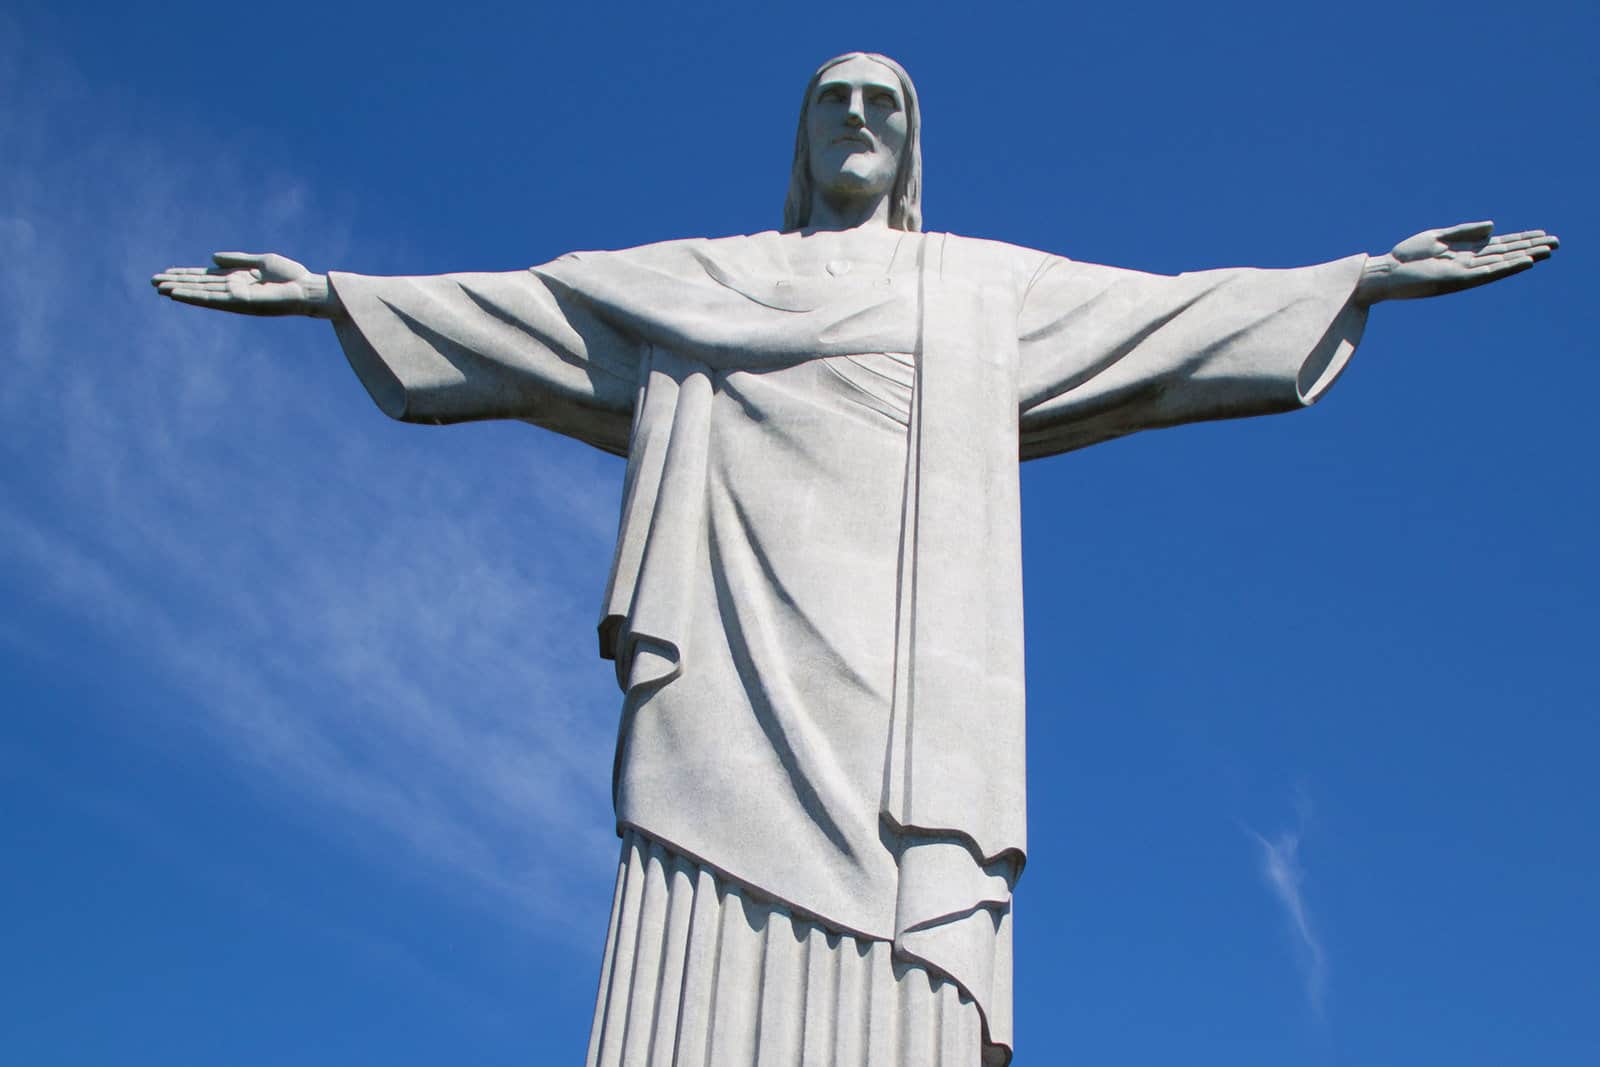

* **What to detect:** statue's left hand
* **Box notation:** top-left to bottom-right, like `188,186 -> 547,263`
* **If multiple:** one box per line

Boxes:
1356,221 -> 1559,305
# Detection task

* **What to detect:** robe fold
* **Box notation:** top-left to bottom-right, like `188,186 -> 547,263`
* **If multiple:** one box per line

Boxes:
328,231 -> 1368,1064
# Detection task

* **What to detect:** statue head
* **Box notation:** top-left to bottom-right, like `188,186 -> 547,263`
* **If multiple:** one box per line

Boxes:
783,53 -> 922,233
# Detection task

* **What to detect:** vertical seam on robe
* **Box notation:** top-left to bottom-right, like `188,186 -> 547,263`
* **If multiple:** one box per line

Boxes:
903,232 -> 930,815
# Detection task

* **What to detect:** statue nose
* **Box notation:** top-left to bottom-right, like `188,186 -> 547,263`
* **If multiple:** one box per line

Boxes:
845,112 -> 864,128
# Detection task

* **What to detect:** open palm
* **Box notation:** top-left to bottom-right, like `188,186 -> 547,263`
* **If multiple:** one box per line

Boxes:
1365,221 -> 1559,302
151,252 -> 330,316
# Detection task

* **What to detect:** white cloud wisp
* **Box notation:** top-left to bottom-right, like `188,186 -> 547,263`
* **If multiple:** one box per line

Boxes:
1249,805 -> 1328,1019
0,21 -> 626,942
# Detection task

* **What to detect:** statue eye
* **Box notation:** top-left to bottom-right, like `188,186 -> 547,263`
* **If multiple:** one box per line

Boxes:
818,86 -> 847,104
871,93 -> 899,109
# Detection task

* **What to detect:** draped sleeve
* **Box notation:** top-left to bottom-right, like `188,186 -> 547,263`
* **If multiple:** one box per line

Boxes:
327,266 -> 642,456
1016,254 -> 1370,460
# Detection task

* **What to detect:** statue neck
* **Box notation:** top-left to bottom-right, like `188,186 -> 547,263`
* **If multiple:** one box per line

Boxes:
805,187 -> 894,232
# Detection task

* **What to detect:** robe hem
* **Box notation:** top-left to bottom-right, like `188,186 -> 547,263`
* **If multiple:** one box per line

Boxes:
612,820 -> 1013,1066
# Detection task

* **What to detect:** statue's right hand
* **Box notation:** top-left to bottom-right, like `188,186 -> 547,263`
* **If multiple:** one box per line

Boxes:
151,252 -> 337,317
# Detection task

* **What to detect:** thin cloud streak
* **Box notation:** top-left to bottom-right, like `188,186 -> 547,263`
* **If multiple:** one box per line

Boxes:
1249,802 -> 1328,1019
1,24 -> 625,943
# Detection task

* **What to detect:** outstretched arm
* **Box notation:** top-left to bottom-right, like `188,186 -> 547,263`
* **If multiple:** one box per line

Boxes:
152,252 -> 343,318
1354,221 -> 1558,305
150,251 -> 642,452
1016,251 -> 1372,459
1017,220 -> 1558,458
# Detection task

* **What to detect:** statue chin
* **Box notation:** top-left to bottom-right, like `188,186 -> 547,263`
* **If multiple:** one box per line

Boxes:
813,161 -> 894,200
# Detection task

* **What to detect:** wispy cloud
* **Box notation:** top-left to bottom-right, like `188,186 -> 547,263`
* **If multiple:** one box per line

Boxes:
0,19 -> 624,942
1248,794 -> 1328,1018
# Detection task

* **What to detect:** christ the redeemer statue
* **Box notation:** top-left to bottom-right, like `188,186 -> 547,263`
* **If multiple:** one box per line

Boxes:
153,52 -> 1557,1067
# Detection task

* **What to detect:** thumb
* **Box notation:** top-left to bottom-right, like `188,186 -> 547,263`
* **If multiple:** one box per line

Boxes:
257,253 -> 308,280
1436,220 -> 1494,244
212,251 -> 269,270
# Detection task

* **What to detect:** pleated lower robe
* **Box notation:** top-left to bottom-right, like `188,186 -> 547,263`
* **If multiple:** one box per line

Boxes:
587,831 -> 996,1067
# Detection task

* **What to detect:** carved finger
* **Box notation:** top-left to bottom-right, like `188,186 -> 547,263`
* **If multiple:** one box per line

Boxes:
151,267 -> 214,285
158,274 -> 230,287
158,276 -> 230,292
1478,235 -> 1555,255
153,268 -> 251,286
1485,229 -> 1546,246
1486,237 -> 1557,260
167,286 -> 240,306
1466,254 -> 1535,278
1462,250 -> 1523,268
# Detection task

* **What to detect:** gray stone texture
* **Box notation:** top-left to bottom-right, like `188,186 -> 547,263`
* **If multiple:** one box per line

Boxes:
150,51 -> 1558,1067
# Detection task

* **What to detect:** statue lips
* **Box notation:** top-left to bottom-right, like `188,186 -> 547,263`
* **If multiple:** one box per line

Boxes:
827,133 -> 875,161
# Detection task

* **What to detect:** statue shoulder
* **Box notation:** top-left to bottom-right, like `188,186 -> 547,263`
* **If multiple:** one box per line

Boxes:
545,231 -> 781,272
934,232 -> 1062,289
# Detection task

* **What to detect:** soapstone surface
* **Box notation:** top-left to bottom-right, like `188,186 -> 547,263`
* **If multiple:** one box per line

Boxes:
150,50 -> 1559,1067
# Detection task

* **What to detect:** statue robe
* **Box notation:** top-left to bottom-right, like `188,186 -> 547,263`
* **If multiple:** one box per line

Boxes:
327,231 -> 1368,1063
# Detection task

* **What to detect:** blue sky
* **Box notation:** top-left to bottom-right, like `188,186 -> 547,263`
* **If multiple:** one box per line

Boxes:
2,2 -> 1595,1064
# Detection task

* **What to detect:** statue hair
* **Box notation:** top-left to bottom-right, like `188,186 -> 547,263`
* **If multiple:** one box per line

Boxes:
782,53 -> 923,233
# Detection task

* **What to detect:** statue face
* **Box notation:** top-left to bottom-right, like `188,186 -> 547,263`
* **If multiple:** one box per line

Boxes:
805,56 -> 909,203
